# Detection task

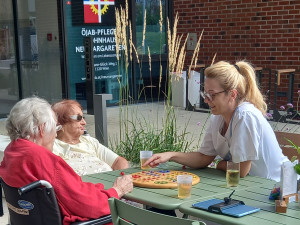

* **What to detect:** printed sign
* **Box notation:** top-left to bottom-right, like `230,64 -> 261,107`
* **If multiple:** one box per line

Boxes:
83,0 -> 115,24
67,0 -> 124,102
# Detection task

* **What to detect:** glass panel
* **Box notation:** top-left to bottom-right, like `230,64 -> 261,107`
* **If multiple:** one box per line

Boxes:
136,0 -> 166,55
17,0 -> 62,103
65,0 -> 126,107
136,60 -> 168,102
0,0 -> 19,118
135,0 -> 168,102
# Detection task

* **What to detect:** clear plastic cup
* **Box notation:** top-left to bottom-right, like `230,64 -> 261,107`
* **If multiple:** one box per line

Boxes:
226,161 -> 240,187
177,175 -> 193,199
140,150 -> 153,170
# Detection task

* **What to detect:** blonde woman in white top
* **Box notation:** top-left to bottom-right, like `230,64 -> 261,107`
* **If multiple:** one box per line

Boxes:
144,60 -> 288,182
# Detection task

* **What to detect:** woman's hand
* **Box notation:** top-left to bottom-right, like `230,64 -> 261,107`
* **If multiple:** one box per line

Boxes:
112,174 -> 133,198
143,152 -> 173,168
144,152 -> 215,169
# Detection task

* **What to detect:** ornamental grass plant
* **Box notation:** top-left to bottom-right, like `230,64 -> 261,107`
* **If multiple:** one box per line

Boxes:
109,0 -> 211,165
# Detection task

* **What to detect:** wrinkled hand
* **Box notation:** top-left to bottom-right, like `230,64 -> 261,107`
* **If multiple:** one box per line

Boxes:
143,152 -> 172,168
113,174 -> 133,198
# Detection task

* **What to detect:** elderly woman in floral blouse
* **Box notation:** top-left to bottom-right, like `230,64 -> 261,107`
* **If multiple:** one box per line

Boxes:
52,99 -> 128,175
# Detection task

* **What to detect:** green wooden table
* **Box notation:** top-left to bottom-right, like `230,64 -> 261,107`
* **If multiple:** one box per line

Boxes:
82,162 -> 300,224
179,186 -> 300,225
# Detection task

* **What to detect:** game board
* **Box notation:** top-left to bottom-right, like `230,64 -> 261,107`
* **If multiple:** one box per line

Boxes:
131,170 -> 200,189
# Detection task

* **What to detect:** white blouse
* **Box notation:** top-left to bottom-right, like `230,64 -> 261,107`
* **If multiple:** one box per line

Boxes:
199,102 -> 289,182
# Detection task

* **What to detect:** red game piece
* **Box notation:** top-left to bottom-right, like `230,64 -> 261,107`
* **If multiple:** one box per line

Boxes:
120,171 -> 125,176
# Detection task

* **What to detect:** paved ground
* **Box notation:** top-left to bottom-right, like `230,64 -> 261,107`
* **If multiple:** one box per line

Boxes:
1,102 -> 299,144
0,103 -> 210,146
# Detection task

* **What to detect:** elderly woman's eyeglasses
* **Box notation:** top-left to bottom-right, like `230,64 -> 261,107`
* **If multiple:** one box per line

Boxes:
200,90 -> 226,101
70,115 -> 85,121
56,125 -> 62,132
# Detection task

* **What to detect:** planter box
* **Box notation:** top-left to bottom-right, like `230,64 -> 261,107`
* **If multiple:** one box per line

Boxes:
275,131 -> 300,161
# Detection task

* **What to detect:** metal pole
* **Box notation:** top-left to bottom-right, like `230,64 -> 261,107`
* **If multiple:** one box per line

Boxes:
273,70 -> 283,122
84,37 -> 95,115
288,72 -> 295,116
94,94 -> 112,146
12,0 -> 23,99
142,0 -> 145,54
288,72 -> 295,105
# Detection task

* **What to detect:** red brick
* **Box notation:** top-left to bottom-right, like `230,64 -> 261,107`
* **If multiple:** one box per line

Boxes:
174,0 -> 300,110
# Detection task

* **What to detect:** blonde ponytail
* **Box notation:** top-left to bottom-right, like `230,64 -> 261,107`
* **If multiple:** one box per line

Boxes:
205,60 -> 267,115
236,61 -> 267,115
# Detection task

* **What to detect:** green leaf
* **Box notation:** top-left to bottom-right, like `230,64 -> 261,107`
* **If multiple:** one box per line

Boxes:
291,156 -> 298,163
294,164 -> 300,175
285,138 -> 300,154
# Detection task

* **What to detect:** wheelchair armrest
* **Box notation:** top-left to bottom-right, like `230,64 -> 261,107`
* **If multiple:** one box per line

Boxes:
18,180 -> 52,195
71,215 -> 112,225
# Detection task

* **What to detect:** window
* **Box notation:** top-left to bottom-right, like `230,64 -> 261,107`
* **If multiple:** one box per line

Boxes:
0,0 -> 18,117
132,0 -> 171,101
135,0 -> 166,55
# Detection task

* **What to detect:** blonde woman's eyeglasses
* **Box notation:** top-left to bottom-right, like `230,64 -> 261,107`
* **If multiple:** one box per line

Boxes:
200,90 -> 226,101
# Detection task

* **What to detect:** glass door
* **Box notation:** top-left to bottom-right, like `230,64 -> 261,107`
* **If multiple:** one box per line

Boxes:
0,0 -> 19,118
16,0 -> 62,103
133,0 -> 170,102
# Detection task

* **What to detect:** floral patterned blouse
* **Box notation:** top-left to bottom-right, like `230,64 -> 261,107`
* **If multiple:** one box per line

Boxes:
53,135 -> 118,176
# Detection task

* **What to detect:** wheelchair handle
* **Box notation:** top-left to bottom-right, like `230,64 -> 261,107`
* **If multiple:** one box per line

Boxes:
18,180 -> 53,195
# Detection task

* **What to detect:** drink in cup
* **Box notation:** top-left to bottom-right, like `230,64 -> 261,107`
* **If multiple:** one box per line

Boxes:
140,150 -> 153,170
177,175 -> 193,199
226,161 -> 240,187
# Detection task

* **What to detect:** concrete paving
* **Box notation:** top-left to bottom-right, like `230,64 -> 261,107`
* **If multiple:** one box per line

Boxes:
0,103 -> 210,146
0,102 -> 211,165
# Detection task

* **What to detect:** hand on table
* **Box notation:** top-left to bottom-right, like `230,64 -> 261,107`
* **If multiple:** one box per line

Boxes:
113,174 -> 133,198
143,152 -> 172,168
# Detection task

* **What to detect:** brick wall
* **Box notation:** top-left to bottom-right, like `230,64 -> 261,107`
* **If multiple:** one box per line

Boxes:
173,0 -> 300,110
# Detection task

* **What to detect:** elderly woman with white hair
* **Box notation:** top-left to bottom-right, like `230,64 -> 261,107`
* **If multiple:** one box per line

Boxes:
0,97 -> 133,225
